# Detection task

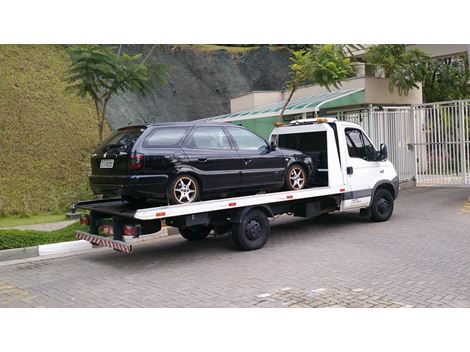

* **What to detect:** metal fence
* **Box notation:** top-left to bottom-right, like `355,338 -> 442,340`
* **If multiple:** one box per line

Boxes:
412,100 -> 470,186
332,100 -> 470,186
334,107 -> 416,182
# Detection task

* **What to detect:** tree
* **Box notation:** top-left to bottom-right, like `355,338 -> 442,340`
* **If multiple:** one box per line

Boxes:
279,45 -> 354,122
366,44 -> 470,102
65,45 -> 167,143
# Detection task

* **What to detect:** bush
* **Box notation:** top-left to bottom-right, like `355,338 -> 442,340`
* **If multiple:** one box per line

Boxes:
0,222 -> 87,250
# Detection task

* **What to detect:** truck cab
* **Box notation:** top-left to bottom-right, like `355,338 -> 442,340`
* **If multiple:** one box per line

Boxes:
270,118 -> 399,215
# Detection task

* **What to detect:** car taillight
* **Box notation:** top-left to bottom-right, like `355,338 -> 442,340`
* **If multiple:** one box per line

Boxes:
129,153 -> 144,171
123,224 -> 140,236
80,214 -> 90,225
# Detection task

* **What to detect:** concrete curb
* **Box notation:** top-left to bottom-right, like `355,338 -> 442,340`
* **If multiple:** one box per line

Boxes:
0,226 -> 179,263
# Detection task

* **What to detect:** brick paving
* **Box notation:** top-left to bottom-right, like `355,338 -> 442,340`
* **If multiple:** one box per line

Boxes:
0,187 -> 469,308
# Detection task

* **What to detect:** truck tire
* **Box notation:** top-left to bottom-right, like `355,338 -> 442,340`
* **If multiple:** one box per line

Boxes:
232,209 -> 269,251
178,225 -> 211,241
370,188 -> 394,222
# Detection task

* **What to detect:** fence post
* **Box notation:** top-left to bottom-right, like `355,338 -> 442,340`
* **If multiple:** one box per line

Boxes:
459,101 -> 467,184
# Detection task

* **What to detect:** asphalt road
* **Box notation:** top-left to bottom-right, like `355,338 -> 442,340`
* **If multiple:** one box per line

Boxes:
1,187 -> 469,307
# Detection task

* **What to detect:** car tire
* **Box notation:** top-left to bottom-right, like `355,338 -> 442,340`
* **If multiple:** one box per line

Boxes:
231,209 -> 269,251
169,174 -> 200,204
179,225 -> 211,241
284,164 -> 307,190
370,188 -> 394,222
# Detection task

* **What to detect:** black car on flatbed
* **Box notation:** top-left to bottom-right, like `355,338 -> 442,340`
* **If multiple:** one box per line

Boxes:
90,122 -> 315,204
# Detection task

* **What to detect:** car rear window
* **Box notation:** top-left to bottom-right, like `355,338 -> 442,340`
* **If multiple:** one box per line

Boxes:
100,127 -> 146,151
143,126 -> 190,148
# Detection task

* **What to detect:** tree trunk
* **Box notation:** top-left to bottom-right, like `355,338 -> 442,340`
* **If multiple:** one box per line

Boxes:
279,85 -> 297,122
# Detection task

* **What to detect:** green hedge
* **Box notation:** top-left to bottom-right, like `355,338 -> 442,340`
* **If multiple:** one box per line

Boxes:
0,222 -> 87,250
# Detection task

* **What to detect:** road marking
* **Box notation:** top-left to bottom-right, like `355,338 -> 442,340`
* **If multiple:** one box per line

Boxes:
256,293 -> 271,298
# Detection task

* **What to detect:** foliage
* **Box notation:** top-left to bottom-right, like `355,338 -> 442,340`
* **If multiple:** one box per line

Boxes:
65,45 -> 168,142
0,222 -> 86,250
0,45 -> 99,216
366,44 -> 470,102
280,45 -> 354,120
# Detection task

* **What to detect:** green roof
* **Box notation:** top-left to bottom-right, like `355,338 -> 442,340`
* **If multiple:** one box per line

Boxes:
204,88 -> 365,122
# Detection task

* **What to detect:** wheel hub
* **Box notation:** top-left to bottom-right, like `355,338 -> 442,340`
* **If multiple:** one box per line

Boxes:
377,198 -> 389,214
246,220 -> 262,240
174,177 -> 196,203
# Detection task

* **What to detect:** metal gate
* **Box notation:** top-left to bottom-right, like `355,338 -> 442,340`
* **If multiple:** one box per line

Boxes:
335,107 -> 416,182
412,100 -> 470,186
333,100 -> 470,186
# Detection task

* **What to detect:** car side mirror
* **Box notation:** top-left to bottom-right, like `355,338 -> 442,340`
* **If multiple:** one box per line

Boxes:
270,141 -> 277,151
378,143 -> 388,161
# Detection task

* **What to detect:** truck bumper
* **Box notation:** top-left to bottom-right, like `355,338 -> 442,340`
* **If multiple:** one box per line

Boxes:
75,231 -> 132,253
392,176 -> 399,199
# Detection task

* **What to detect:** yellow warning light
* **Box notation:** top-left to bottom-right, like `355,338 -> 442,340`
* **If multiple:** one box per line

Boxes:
316,118 -> 328,123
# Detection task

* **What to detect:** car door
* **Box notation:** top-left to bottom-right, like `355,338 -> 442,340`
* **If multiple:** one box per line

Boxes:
343,127 -> 381,208
226,126 -> 285,187
182,126 -> 241,191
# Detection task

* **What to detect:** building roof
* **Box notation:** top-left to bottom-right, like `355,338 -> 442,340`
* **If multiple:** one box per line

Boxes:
203,88 -> 365,122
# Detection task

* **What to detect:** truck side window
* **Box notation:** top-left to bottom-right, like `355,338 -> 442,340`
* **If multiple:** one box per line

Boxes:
345,128 -> 376,161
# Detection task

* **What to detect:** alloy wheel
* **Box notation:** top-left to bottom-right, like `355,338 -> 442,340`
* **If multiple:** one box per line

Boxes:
289,167 -> 305,190
174,177 -> 197,203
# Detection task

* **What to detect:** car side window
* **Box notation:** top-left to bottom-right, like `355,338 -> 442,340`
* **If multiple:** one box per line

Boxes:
185,127 -> 232,150
345,128 -> 376,161
228,127 -> 268,151
143,127 -> 190,148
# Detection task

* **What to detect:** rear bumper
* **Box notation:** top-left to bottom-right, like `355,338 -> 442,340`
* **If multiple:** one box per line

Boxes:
89,174 -> 169,199
75,231 -> 132,253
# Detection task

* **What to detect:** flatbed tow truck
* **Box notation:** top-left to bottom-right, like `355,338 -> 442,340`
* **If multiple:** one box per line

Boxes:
75,118 -> 399,253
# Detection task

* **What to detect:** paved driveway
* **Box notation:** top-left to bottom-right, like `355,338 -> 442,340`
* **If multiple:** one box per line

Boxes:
1,187 -> 469,307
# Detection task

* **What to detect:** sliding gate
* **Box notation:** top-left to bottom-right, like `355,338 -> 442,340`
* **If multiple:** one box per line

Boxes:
413,100 -> 470,186
334,100 -> 470,186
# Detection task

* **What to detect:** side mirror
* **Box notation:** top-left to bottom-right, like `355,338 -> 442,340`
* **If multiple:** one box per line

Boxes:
270,141 -> 277,150
379,143 -> 388,161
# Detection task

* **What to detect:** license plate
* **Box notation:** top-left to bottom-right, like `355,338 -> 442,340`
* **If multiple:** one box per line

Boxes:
100,159 -> 114,168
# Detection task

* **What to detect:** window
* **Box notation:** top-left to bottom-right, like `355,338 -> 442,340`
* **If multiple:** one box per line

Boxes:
101,127 -> 146,151
143,127 -> 189,148
277,131 -> 328,168
228,127 -> 268,151
186,127 -> 232,150
345,128 -> 376,161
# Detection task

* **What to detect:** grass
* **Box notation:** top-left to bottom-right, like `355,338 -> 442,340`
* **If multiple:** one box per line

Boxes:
0,213 -> 67,228
0,45 -> 102,216
0,222 -> 87,250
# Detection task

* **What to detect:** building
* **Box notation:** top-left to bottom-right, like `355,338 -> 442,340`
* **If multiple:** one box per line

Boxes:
203,63 -> 423,139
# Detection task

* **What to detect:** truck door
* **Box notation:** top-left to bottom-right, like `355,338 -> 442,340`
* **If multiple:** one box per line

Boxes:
343,127 -> 380,208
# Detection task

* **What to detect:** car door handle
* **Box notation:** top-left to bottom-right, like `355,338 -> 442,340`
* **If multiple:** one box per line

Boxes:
198,157 -> 208,162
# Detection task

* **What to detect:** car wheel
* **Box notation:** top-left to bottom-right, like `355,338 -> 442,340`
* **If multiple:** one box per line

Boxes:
178,225 -> 211,241
231,209 -> 269,251
169,174 -> 200,204
285,164 -> 306,190
370,188 -> 394,222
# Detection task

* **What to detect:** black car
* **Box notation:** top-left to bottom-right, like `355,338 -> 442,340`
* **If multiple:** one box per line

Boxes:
89,122 -> 315,204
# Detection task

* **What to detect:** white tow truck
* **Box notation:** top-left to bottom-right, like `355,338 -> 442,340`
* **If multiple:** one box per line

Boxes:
75,118 -> 399,253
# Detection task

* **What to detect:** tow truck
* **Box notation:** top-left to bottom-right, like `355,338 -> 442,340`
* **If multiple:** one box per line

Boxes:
75,118 -> 399,253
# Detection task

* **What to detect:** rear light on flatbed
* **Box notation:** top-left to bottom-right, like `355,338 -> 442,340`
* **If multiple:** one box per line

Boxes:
80,214 -> 90,225
129,153 -> 144,171
123,224 -> 140,236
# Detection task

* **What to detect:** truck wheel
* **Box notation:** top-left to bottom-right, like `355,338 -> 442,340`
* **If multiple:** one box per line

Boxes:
370,188 -> 394,222
285,164 -> 306,190
232,209 -> 269,251
178,225 -> 211,241
169,174 -> 200,204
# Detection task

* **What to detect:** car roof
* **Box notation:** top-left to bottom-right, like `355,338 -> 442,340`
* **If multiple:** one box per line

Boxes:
118,121 -> 237,131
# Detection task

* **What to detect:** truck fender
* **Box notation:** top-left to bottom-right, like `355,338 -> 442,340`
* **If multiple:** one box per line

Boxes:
230,205 -> 274,224
368,176 -> 399,207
